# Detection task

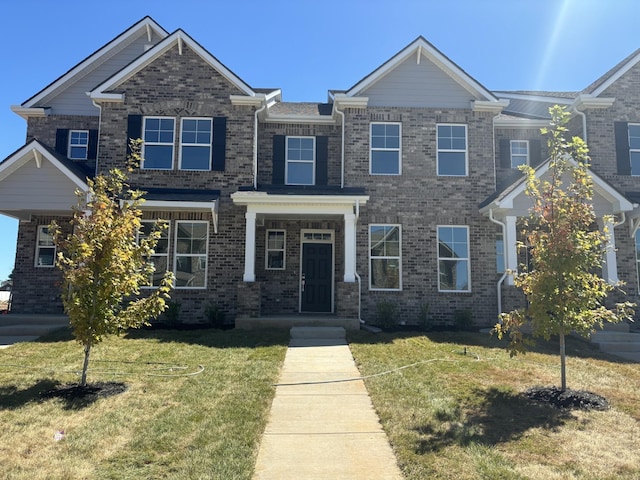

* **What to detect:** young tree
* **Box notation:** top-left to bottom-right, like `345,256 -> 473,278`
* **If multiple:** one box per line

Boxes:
494,105 -> 634,391
52,142 -> 173,387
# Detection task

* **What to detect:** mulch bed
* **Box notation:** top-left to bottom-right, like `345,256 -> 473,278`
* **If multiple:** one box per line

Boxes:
524,386 -> 609,411
41,382 -> 127,401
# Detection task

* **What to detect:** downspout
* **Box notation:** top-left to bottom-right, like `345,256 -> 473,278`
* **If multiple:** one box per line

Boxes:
353,199 -> 363,323
488,209 -> 508,318
90,99 -> 103,177
334,102 -> 346,188
253,102 -> 267,190
572,105 -> 587,143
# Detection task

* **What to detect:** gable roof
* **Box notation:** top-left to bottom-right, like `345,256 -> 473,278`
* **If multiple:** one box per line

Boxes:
19,17 -> 168,110
90,29 -> 256,100
584,47 -> 640,97
345,36 -> 498,102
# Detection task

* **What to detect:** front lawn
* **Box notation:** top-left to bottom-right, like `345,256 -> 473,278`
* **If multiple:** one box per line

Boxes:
0,328 -> 289,480
348,330 -> 640,480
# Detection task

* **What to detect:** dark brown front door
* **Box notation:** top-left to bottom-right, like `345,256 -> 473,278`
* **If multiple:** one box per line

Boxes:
301,243 -> 332,312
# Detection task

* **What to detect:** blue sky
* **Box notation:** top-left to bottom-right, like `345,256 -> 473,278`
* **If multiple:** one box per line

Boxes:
1,0 -> 639,281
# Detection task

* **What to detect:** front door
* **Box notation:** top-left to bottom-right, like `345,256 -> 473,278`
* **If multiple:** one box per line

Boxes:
301,243 -> 332,312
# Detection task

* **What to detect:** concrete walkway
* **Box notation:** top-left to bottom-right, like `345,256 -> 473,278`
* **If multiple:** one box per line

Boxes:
252,327 -> 403,480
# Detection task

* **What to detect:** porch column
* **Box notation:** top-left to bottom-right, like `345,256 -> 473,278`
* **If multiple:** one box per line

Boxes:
600,217 -> 619,284
505,215 -> 518,286
243,211 -> 256,282
344,213 -> 356,282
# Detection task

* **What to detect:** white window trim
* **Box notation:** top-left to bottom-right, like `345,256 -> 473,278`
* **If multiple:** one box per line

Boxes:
629,123 -> 640,176
265,229 -> 286,270
142,116 -> 175,170
68,130 -> 89,160
178,117 -> 213,171
138,220 -> 171,289
436,123 -> 468,177
369,224 -> 402,291
510,140 -> 529,169
369,122 -> 402,175
437,225 -> 471,292
173,220 -> 208,289
35,225 -> 56,268
285,136 -> 316,186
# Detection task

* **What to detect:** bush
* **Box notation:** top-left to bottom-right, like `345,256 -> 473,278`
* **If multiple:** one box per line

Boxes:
376,300 -> 397,329
162,300 -> 181,325
418,303 -> 432,331
454,309 -> 474,331
205,303 -> 226,329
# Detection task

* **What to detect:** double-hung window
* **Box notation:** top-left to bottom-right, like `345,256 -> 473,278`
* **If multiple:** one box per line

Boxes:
370,123 -> 401,175
437,226 -> 470,292
68,130 -> 89,160
369,225 -> 401,290
180,118 -> 212,170
138,221 -> 170,287
266,230 -> 286,270
510,140 -> 529,169
437,124 -> 467,176
174,221 -> 208,288
35,226 -> 56,267
143,117 -> 175,169
286,136 -> 315,185
628,124 -> 640,175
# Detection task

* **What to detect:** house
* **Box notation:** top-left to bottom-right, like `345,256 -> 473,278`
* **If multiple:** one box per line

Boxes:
1,17 -> 640,329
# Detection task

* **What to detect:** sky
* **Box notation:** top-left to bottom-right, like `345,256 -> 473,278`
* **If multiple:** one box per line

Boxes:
1,0 -> 639,281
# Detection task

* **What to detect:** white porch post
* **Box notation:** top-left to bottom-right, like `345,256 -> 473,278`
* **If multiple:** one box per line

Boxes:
344,213 -> 356,282
243,211 -> 256,282
505,215 -> 518,286
600,218 -> 619,284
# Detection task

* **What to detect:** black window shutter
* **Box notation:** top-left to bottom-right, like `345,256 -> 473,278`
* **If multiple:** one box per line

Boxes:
126,114 -> 143,158
212,117 -> 227,171
272,135 -> 286,184
315,136 -> 328,185
529,139 -> 542,167
614,121 -> 631,175
499,139 -> 511,168
88,129 -> 99,160
55,129 -> 69,156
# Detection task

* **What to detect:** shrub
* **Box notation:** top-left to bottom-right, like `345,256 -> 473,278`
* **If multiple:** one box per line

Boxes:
163,300 -> 181,325
205,303 -> 226,329
376,300 -> 397,329
418,303 -> 432,331
454,309 -> 474,331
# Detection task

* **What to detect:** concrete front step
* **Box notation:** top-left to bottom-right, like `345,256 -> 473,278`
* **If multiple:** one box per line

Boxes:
591,331 -> 640,343
0,324 -> 69,336
237,315 -> 359,331
596,341 -> 640,353
0,314 -> 69,327
290,326 -> 346,340
610,351 -> 640,362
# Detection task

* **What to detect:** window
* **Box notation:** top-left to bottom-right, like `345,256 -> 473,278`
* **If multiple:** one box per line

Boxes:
35,226 -> 56,267
286,136 -> 315,185
370,123 -> 401,175
174,221 -> 208,288
437,124 -> 467,176
635,231 -> 640,292
143,117 -> 175,169
369,225 -> 401,290
496,231 -> 505,274
68,130 -> 89,160
180,118 -> 212,170
437,226 -> 470,292
266,230 -> 286,270
138,221 -> 170,287
510,140 -> 529,169
629,124 -> 640,175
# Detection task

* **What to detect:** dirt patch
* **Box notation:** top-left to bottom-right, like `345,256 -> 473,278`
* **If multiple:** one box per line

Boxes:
524,386 -> 609,411
41,382 -> 127,402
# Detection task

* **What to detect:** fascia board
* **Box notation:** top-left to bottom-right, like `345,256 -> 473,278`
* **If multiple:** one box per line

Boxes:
571,94 -> 616,110
496,92 -> 574,104
591,50 -> 640,97
10,106 -> 49,120
231,192 -> 369,211
493,117 -> 550,128
262,115 -> 338,125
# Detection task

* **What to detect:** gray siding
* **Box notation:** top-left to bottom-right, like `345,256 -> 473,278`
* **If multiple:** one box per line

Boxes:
43,30 -> 164,116
361,55 -> 476,108
0,159 -> 78,211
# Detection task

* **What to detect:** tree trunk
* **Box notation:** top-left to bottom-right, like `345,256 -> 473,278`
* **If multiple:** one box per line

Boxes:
81,342 -> 91,387
559,329 -> 566,391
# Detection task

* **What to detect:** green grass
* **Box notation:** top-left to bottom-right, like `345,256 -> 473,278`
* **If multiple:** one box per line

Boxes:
0,327 -> 289,480
348,330 -> 640,480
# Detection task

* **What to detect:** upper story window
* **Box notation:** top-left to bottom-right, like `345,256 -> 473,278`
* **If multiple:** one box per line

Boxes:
510,140 -> 529,169
369,224 -> 402,290
36,226 -> 56,267
266,230 -> 286,270
68,130 -> 89,160
286,136 -> 315,185
142,117 -> 175,170
628,124 -> 640,175
437,225 -> 470,292
437,124 -> 467,176
180,118 -> 213,170
370,123 -> 401,175
138,221 -> 170,288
